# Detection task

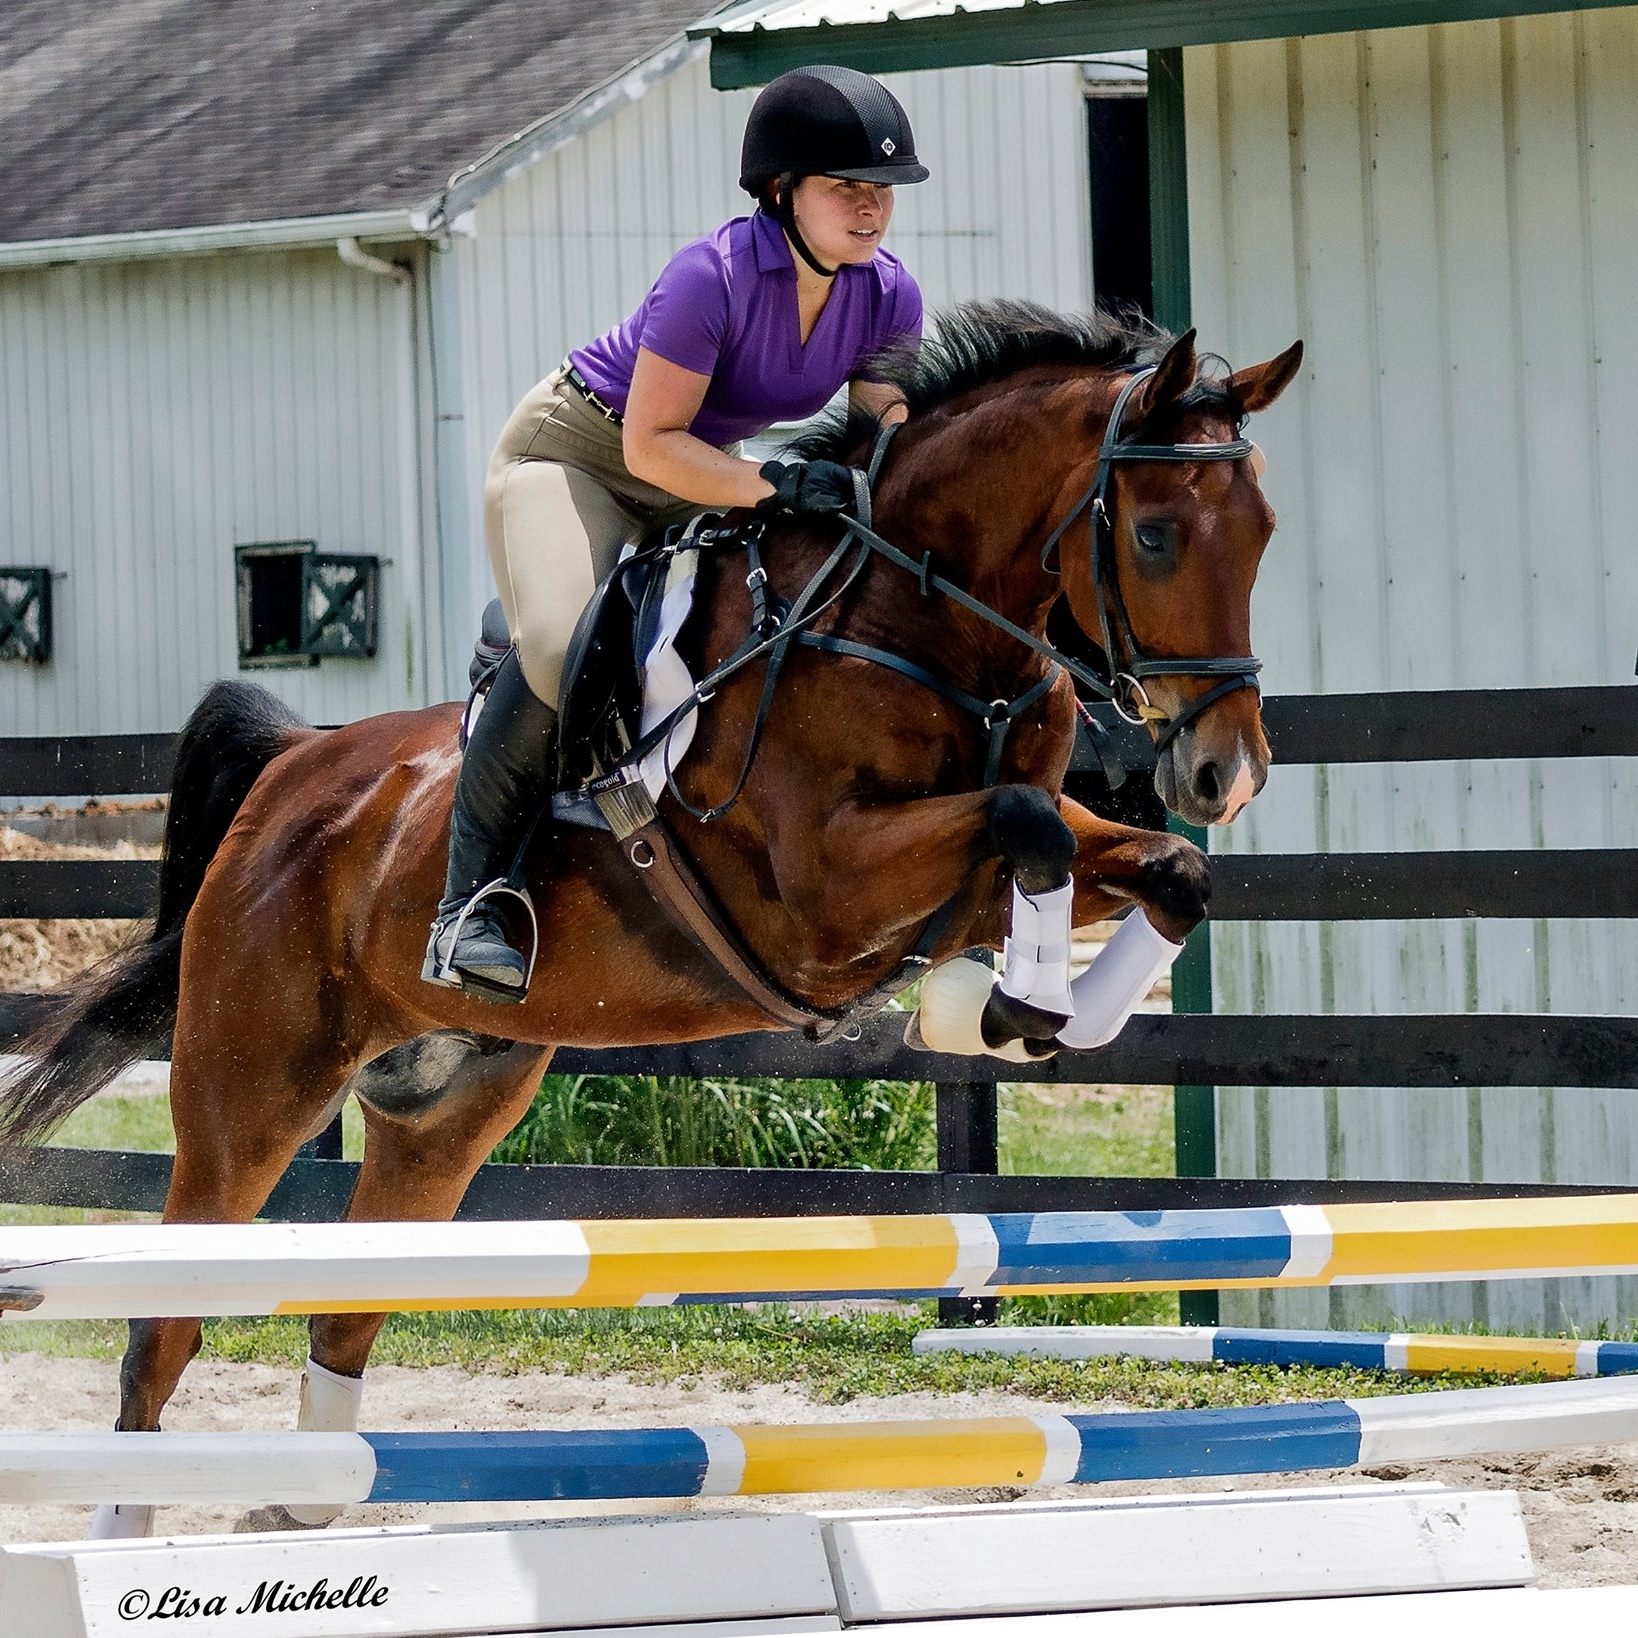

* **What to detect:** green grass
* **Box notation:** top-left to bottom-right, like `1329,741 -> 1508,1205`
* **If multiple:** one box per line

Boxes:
1001,1083 -> 1172,1179
493,1075 -> 933,1171
5,1303 -> 1609,1408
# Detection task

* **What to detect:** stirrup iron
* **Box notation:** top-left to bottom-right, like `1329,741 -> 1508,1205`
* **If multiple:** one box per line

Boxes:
424,878 -> 540,1005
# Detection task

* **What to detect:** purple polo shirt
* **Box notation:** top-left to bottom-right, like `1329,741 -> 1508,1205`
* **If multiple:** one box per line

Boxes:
569,209 -> 923,449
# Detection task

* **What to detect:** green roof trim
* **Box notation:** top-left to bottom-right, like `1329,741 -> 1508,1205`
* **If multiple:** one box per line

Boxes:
702,0 -> 1633,87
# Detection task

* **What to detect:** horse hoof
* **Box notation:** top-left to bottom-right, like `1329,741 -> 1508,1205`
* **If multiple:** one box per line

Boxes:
234,1503 -> 333,1534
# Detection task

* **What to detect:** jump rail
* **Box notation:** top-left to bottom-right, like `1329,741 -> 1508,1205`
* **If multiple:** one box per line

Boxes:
913,1324 -> 1638,1378
3,1376 -> 1635,1505
5,1197 -> 1638,1320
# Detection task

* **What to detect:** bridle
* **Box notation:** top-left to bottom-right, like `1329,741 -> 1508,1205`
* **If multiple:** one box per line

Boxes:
1038,364 -> 1263,752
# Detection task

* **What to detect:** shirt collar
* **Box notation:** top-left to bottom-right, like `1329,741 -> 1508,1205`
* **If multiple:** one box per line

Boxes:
749,207 -> 795,275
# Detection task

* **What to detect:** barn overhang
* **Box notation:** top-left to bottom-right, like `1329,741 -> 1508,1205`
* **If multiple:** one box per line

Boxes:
0,210 -> 429,272
693,0 -> 1634,85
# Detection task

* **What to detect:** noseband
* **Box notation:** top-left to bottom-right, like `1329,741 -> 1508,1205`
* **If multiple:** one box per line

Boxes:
1039,365 -> 1263,752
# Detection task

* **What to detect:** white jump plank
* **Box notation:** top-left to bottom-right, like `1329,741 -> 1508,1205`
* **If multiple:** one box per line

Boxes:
838,1585 -> 1638,1637
0,1513 -> 837,1638
822,1485 -> 1531,1619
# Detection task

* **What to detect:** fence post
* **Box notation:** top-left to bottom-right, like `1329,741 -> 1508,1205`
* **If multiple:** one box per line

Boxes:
935,1081 -> 999,1325
1149,46 -> 1219,1328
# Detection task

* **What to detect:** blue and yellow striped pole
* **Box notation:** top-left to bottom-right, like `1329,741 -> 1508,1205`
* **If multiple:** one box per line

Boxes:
915,1323 -> 1638,1379
4,1198 -> 1638,1321
3,1377 -> 1636,1505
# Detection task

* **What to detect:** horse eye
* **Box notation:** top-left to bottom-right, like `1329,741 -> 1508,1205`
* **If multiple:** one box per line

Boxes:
1134,522 -> 1172,556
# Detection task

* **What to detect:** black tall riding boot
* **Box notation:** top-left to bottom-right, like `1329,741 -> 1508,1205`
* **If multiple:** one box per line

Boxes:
421,647 -> 557,1002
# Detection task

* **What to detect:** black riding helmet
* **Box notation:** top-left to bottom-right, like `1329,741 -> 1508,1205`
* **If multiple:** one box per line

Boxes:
740,65 -> 929,277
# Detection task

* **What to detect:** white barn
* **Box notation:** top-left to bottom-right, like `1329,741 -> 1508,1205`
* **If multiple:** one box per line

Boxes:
0,1 -> 1105,737
11,0 -> 1633,1332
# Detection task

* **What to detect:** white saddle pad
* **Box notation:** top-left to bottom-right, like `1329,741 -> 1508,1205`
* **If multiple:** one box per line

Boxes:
548,542 -> 702,827
633,542 -> 702,799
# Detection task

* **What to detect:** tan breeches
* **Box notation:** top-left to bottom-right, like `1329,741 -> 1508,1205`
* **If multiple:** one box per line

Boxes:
484,364 -> 701,709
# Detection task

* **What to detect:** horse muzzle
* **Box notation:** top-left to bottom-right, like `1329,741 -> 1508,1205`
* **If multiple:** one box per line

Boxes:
1155,728 -> 1268,828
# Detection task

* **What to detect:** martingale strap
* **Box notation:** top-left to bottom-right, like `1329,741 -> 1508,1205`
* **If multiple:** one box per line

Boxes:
797,630 -> 1061,788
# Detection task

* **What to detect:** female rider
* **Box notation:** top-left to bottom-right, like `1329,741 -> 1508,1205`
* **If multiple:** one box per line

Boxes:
424,65 -> 930,999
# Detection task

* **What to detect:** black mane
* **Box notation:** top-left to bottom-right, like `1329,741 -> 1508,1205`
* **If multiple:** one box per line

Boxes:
782,298 -> 1242,464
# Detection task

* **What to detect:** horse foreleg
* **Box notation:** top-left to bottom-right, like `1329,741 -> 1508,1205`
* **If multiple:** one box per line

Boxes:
792,783 -> 1069,959
1056,794 -> 1211,942
911,793 -> 1211,1060
237,1033 -> 552,1532
1035,795 -> 1210,1051
788,783 -> 1076,1049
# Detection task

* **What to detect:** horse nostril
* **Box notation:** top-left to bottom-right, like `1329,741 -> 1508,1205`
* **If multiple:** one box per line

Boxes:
1194,761 -> 1221,805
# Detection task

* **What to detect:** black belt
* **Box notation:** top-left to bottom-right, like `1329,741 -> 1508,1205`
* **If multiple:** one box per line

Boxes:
564,363 -> 624,425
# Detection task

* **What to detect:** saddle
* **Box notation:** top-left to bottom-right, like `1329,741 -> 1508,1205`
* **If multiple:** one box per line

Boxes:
463,516 -> 731,830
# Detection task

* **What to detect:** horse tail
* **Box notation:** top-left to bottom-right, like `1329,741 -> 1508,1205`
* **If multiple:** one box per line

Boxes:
0,681 -> 309,1148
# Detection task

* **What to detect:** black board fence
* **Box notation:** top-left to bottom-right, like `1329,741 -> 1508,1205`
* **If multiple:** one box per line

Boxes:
3,685 -> 1636,1322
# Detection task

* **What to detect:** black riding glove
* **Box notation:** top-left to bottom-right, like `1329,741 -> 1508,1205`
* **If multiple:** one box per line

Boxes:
756,458 -> 857,516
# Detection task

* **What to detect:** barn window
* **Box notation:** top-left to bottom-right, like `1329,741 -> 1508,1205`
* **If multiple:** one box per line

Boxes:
235,542 -> 380,668
0,567 -> 52,664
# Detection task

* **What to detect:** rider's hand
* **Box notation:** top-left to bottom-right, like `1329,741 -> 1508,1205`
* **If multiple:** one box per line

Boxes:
755,459 -> 857,516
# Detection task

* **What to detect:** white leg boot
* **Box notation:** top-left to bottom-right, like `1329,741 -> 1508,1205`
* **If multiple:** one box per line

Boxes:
1054,908 -> 1183,1050
997,880 -> 1076,1018
282,1357 -> 364,1528
87,1502 -> 155,1540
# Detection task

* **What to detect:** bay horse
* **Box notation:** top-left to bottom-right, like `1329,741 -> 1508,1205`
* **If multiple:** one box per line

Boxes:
0,302 -> 1300,1531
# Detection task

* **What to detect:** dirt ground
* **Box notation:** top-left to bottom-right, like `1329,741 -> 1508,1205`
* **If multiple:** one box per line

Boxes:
1,1352 -> 1635,1586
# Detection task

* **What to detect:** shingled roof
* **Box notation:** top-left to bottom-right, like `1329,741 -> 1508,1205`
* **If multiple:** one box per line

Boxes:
1,0 -> 719,246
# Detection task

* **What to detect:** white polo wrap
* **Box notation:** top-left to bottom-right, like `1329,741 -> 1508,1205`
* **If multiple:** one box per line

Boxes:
284,1356 -> 366,1526
1054,908 -> 1183,1050
998,879 -> 1076,1018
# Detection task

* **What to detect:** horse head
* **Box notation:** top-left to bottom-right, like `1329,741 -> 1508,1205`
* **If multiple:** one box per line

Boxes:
1052,329 -> 1303,827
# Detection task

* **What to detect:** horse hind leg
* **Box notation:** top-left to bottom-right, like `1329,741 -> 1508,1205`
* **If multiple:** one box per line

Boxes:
238,1030 -> 552,1533
89,1035 -> 357,1540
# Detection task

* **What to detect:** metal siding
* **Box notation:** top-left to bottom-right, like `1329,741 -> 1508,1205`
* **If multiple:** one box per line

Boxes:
1190,13 -> 1638,1331
442,50 -> 1091,671
0,249 -> 431,736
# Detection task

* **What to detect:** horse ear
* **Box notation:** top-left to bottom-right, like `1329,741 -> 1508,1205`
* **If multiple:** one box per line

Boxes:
1128,328 -> 1198,425
1226,340 -> 1304,415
